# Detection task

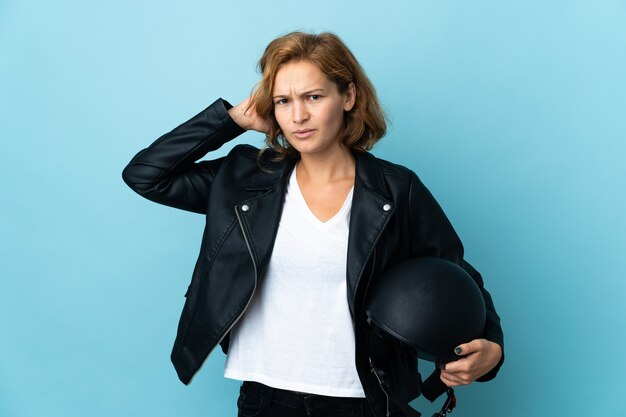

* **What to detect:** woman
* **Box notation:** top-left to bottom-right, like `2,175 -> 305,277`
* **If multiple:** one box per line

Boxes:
122,31 -> 504,417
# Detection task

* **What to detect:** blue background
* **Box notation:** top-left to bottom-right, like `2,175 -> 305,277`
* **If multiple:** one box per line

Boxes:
1,1 -> 625,416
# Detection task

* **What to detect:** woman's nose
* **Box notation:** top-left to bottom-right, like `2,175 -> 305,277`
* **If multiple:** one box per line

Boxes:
292,101 -> 310,124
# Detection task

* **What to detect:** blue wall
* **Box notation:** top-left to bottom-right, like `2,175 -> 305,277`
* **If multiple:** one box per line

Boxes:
1,1 -> 625,416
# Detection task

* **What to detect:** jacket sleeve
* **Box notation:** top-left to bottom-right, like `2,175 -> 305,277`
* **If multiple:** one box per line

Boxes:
408,171 -> 504,381
122,98 -> 246,214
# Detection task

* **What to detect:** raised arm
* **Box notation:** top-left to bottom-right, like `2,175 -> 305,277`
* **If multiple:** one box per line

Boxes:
122,98 -> 246,214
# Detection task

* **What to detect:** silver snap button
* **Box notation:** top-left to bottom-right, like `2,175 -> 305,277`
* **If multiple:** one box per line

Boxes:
383,204 -> 391,212
241,204 -> 250,212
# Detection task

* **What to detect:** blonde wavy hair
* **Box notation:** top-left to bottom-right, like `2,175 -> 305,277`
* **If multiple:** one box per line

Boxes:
248,31 -> 388,160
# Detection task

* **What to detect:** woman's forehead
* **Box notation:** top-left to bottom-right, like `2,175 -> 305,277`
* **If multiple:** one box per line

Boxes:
272,61 -> 333,95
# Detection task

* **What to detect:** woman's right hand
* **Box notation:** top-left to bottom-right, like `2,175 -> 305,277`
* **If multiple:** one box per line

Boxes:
227,96 -> 271,133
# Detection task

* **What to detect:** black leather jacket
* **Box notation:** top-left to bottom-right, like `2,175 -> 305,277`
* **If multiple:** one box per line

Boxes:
122,98 -> 504,417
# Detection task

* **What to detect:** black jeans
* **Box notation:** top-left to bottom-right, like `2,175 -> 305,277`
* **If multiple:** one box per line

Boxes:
236,381 -> 376,417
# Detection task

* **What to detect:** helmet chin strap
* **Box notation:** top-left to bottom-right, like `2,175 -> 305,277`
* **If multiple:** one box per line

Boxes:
436,389 -> 457,417
369,358 -> 457,417
421,366 -> 452,402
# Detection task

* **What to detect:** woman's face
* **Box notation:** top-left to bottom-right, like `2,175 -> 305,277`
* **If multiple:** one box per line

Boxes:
272,60 -> 355,158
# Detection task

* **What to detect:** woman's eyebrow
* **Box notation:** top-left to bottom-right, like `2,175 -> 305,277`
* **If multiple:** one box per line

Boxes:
273,88 -> 325,99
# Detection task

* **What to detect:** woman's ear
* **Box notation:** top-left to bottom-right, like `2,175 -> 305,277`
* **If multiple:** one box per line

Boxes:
344,82 -> 356,112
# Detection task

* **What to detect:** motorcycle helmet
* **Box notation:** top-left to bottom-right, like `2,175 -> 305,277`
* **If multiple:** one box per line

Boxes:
366,256 -> 486,364
365,257 -> 487,417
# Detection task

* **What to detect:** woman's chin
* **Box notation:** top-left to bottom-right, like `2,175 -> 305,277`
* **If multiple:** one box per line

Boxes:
285,138 -> 345,159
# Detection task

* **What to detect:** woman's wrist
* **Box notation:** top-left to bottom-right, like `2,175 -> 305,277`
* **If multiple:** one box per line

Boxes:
227,104 -> 250,131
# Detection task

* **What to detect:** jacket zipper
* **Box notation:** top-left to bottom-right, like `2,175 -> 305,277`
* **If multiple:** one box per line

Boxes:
210,205 -> 259,356
369,356 -> 390,417
362,248 -> 390,417
359,247 -> 376,314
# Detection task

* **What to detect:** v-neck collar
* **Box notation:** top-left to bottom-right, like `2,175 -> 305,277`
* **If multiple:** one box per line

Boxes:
289,164 -> 354,228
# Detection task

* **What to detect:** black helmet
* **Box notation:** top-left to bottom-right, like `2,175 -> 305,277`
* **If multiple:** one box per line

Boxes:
366,256 -> 486,363
365,257 -> 487,417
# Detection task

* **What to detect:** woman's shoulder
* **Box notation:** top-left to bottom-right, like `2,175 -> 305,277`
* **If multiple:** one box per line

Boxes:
227,143 -> 261,160
364,151 -> 418,183
220,144 -> 294,185
227,144 -> 287,168
353,151 -> 425,205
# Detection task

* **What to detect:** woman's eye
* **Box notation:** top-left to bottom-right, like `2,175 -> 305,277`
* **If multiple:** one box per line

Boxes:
275,99 -> 287,105
309,95 -> 320,101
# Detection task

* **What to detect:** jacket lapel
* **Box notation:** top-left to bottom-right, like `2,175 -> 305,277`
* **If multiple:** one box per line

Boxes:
233,155 -> 297,280
346,150 -> 394,317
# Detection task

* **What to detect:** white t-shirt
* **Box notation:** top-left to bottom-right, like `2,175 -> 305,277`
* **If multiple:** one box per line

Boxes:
223,165 -> 365,397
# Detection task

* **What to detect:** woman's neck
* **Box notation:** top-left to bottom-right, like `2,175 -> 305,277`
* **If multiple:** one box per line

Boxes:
296,146 -> 356,185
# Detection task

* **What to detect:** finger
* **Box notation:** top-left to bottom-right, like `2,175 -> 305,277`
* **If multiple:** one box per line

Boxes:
441,370 -> 473,386
439,372 -> 458,387
440,355 -> 473,373
455,339 -> 485,356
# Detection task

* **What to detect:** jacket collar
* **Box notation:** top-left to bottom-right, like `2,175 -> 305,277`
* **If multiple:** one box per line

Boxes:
353,149 -> 391,200
244,149 -> 391,199
243,151 -> 296,191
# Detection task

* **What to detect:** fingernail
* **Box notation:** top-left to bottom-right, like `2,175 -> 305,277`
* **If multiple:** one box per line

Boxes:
454,347 -> 463,355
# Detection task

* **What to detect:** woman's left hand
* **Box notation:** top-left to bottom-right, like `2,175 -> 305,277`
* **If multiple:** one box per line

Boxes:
439,339 -> 502,387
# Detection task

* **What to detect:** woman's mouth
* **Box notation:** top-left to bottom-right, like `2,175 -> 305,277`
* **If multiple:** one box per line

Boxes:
293,129 -> 316,139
